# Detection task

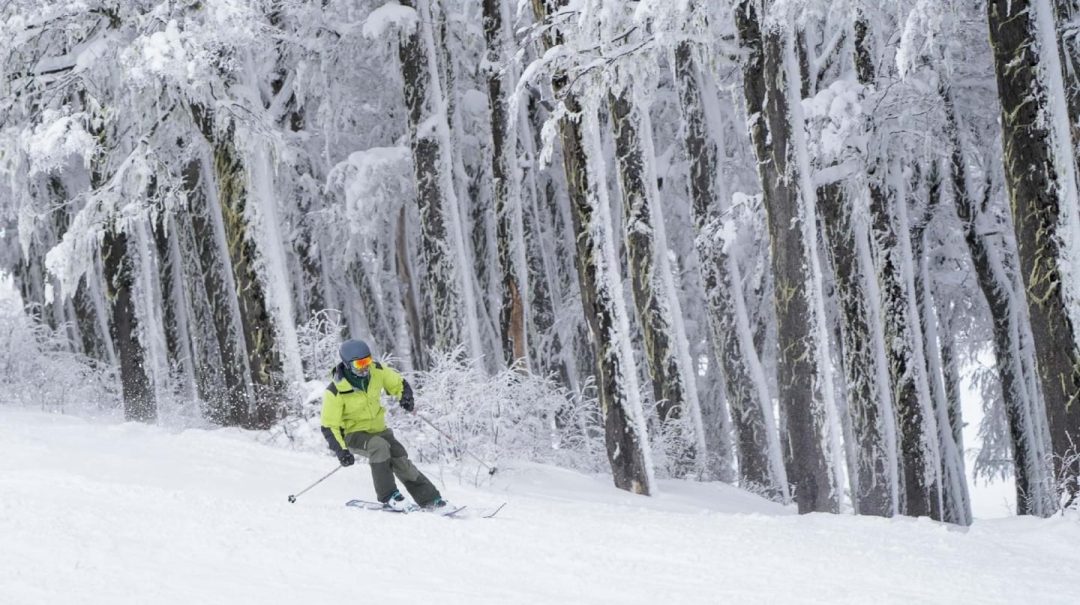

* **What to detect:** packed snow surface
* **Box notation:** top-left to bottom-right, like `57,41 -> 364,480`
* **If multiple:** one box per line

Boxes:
1,407 -> 1077,604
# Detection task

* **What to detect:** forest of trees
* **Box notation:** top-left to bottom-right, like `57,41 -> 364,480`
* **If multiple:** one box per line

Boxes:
2,0 -> 1079,522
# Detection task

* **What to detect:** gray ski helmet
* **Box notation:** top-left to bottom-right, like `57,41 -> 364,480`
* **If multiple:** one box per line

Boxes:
339,339 -> 372,364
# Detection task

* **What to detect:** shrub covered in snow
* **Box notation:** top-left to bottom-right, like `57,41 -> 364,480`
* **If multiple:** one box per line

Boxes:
0,296 -> 120,415
398,351 -> 608,474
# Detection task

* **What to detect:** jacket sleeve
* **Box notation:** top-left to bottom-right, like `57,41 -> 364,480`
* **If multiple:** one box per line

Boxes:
320,389 -> 347,452
381,366 -> 405,398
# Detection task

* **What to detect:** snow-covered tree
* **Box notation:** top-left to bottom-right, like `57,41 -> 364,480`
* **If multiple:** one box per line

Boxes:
735,0 -> 839,513
526,0 -> 655,494
987,0 -> 1080,504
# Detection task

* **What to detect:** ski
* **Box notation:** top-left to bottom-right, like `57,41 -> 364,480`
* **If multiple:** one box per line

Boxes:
438,505 -> 469,518
343,499 -> 503,518
345,498 -> 414,513
481,502 -> 507,519
344,499 -> 466,517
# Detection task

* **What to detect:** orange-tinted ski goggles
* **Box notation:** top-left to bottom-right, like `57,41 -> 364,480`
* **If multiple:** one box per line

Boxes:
350,356 -> 373,372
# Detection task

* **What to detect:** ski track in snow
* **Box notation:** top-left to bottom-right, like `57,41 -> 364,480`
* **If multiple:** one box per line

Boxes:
1,407 -> 1077,605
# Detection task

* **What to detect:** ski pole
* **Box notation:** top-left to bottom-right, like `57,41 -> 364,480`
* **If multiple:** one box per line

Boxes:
416,413 -> 498,475
287,465 -> 343,503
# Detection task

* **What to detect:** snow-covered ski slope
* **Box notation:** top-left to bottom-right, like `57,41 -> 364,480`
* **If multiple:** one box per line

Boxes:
1,407 -> 1077,605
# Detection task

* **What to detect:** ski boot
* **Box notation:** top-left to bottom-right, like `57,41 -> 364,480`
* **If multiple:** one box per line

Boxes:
382,491 -> 412,512
422,497 -> 450,511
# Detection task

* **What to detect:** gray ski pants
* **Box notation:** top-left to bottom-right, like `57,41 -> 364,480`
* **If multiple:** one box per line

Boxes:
344,429 -> 441,506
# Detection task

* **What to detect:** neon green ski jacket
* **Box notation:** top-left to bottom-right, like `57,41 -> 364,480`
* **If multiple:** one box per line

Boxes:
320,363 -> 405,449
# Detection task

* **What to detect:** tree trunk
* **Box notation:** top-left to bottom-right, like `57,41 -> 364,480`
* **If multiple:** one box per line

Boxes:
398,0 -> 466,354
736,0 -> 835,513
1053,0 -> 1080,180
71,269 -> 113,363
818,179 -> 896,516
911,164 -> 972,525
13,240 -> 51,329
946,89 -> 1057,514
532,0 -> 653,494
433,4 -> 489,334
854,17 -> 942,519
185,110 -> 256,427
294,196 -> 328,325
523,91 -> 579,392
169,193 -> 225,408
987,0 -> 1080,503
395,207 -> 430,370
521,142 -> 566,382
213,129 -> 283,428
483,0 -> 528,367
153,212 -> 197,401
348,259 -> 396,352
608,89 -> 702,476
102,227 -> 155,422
16,178 -> 72,333
875,166 -> 942,519
672,39 -> 782,489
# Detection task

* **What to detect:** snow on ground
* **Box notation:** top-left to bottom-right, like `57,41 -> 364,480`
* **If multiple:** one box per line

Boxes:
1,406 -> 1077,605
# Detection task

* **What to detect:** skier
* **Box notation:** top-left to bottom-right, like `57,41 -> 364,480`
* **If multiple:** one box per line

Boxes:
320,339 -> 447,511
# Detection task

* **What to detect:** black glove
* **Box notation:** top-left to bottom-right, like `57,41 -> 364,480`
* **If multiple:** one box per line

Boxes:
337,450 -> 355,467
400,380 -> 415,413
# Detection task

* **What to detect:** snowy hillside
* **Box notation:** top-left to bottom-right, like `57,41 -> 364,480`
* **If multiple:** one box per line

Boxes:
2,406 -> 1077,605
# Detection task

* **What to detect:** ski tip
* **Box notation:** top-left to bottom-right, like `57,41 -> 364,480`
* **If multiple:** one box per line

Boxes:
482,502 -> 508,519
437,505 -> 468,517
